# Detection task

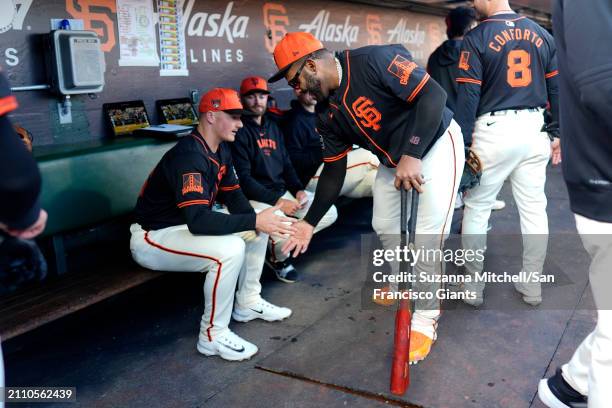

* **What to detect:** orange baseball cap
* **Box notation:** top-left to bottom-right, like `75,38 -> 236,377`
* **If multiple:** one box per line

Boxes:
240,76 -> 270,96
198,88 -> 252,115
268,32 -> 324,83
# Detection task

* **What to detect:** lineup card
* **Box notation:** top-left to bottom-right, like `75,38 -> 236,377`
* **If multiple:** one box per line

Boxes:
158,0 -> 188,76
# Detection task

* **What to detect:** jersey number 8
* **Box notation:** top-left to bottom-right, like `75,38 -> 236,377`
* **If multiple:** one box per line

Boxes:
507,49 -> 532,88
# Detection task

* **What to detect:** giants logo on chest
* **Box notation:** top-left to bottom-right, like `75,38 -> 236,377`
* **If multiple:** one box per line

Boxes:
351,97 -> 381,131
257,132 -> 277,156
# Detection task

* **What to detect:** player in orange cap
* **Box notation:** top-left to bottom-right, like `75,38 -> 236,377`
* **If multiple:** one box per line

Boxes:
130,88 -> 296,361
269,32 -> 465,364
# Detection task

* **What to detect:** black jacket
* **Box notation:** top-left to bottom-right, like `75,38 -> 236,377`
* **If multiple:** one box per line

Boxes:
232,114 -> 303,205
427,39 -> 462,112
0,73 -> 42,230
281,100 -> 323,186
554,0 -> 612,222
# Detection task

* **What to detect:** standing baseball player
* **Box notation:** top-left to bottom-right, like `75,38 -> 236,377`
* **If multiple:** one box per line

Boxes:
281,88 -> 379,198
130,88 -> 295,362
455,0 -> 560,306
231,76 -> 338,283
269,32 -> 464,363
538,1 -> 612,406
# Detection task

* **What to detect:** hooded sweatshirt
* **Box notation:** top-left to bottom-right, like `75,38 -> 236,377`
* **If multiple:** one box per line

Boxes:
427,39 -> 462,112
231,113 -> 303,205
281,99 -> 323,186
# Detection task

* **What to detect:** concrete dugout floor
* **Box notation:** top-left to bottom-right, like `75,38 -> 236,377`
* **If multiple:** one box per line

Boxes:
3,165 -> 597,408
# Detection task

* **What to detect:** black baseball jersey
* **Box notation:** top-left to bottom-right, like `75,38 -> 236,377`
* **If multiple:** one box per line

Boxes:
316,44 -> 453,167
455,13 -> 559,138
135,129 -> 255,235
231,114 -> 303,205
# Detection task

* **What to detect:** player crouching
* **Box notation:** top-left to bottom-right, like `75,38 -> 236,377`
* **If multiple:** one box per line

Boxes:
129,88 -> 296,361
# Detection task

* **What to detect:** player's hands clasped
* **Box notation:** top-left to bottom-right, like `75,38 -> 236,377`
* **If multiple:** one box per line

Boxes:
276,197 -> 301,216
395,155 -> 425,193
255,205 -> 297,236
550,138 -> 561,166
282,220 -> 314,258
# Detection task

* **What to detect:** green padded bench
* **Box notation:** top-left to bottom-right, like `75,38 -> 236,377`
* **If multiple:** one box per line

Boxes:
0,136 -> 176,340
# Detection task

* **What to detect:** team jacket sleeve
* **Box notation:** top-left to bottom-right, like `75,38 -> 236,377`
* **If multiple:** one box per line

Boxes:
555,0 -> 612,128
166,153 -> 255,235
454,34 -> 483,146
230,131 -> 283,205
282,118 -> 323,185
0,73 -> 42,230
542,32 -> 560,131
316,108 -> 352,163
368,46 -> 446,159
217,162 -> 254,215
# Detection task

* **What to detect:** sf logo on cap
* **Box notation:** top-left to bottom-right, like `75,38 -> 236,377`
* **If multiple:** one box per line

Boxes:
352,96 -> 382,131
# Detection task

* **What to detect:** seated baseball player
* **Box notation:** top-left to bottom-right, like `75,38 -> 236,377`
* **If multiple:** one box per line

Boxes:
281,88 -> 379,198
231,76 -> 338,283
130,88 -> 295,362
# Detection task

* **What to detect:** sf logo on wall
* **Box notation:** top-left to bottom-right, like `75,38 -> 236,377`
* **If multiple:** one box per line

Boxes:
352,96 -> 381,131
263,3 -> 289,54
66,0 -> 117,52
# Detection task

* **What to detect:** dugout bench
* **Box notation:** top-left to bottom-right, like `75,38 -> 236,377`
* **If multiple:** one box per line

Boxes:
0,137 -> 175,340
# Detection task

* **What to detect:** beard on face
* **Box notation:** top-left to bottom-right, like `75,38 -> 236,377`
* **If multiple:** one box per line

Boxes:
303,71 -> 326,102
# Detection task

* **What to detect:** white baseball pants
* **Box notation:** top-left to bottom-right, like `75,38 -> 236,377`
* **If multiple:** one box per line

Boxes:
462,109 -> 551,298
561,214 -> 612,407
250,190 -> 338,263
129,223 -> 268,341
372,120 -> 464,337
306,148 -> 380,198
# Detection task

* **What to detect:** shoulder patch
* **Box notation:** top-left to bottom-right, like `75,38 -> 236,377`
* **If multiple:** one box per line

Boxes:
459,51 -> 471,71
387,54 -> 417,85
182,172 -> 204,195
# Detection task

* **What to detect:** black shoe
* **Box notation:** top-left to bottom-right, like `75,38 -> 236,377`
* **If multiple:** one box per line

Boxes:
538,368 -> 588,408
265,259 -> 298,283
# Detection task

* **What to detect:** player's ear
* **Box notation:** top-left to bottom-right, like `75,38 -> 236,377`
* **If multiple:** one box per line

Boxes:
204,111 -> 215,124
305,59 -> 318,75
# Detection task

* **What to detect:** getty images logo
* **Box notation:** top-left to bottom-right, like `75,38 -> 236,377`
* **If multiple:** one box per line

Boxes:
183,0 -> 249,44
299,10 -> 359,47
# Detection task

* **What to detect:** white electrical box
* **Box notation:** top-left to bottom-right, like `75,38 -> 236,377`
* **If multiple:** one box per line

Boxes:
49,30 -> 105,95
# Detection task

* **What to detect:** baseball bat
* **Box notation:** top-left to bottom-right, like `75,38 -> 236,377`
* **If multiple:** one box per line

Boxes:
390,187 -> 419,396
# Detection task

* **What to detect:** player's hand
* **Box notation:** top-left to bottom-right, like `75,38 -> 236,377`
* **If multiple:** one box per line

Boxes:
276,197 -> 300,216
295,191 -> 309,209
550,138 -> 561,166
3,209 -> 48,240
282,220 -> 314,258
255,205 -> 297,236
395,155 -> 424,193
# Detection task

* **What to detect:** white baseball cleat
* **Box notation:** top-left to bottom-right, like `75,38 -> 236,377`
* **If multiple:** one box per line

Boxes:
232,298 -> 292,322
197,330 -> 258,361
